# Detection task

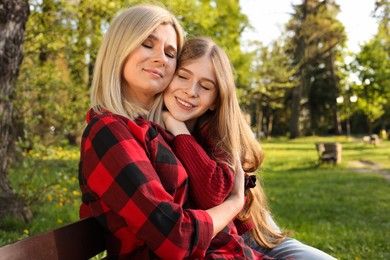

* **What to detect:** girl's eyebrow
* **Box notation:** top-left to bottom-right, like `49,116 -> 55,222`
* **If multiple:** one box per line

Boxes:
179,67 -> 216,87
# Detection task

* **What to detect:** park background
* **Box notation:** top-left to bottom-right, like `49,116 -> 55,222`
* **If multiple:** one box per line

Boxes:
0,0 -> 389,259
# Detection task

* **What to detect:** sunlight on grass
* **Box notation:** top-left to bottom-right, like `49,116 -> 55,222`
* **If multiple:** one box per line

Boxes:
259,137 -> 390,259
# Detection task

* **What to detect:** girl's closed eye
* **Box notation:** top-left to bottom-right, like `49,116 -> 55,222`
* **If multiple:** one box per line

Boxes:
177,74 -> 188,79
176,70 -> 189,80
199,80 -> 215,91
200,84 -> 210,90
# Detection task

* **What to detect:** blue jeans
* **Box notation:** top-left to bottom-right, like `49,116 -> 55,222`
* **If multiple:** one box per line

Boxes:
243,214 -> 337,260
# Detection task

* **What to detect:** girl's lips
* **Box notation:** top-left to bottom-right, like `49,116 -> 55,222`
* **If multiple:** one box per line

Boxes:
176,97 -> 194,108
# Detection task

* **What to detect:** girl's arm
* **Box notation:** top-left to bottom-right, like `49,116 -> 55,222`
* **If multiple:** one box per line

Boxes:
163,111 -> 254,235
163,112 -> 234,209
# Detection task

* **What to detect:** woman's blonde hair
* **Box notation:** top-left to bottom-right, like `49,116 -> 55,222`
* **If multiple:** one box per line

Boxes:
91,4 -> 184,119
169,37 -> 287,248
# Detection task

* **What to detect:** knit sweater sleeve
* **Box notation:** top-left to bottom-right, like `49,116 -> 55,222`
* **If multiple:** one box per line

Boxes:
172,134 -> 234,210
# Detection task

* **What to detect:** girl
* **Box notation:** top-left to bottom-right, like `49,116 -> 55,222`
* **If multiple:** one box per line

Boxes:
161,37 -> 337,260
78,5 -> 253,259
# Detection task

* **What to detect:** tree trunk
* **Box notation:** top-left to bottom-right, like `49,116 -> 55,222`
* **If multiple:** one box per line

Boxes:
289,0 -> 308,139
0,0 -> 32,221
329,48 -> 343,135
266,113 -> 274,139
254,97 -> 263,139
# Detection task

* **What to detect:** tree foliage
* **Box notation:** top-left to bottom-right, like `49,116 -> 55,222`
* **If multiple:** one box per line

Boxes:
284,0 -> 346,137
351,0 -> 390,133
248,40 -> 297,138
10,0 -> 390,147
14,0 -> 250,147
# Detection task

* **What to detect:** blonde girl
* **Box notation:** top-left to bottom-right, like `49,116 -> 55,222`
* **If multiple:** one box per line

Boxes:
162,37 -> 336,259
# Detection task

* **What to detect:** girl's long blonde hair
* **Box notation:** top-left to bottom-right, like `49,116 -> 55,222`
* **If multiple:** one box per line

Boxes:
171,37 -> 287,248
91,4 -> 184,119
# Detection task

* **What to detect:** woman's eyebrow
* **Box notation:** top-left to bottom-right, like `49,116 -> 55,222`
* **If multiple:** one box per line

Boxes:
147,34 -> 177,53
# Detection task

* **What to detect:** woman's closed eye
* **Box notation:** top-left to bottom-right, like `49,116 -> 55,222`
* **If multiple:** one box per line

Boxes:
142,43 -> 175,59
142,43 -> 152,48
165,51 -> 176,59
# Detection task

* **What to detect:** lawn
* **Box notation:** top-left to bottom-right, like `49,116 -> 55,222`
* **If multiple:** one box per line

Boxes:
1,136 -> 389,259
259,136 -> 390,259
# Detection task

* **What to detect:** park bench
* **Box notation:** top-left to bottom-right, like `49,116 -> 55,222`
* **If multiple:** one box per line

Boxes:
0,217 -> 106,260
315,142 -> 342,165
363,134 -> 379,146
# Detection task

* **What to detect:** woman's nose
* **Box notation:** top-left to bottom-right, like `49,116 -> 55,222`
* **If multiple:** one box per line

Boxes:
153,49 -> 168,66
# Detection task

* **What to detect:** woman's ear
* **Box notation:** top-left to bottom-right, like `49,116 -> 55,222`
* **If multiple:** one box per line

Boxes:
209,104 -> 216,111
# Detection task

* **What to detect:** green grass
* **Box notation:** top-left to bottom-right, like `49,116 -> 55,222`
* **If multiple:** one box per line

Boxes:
1,137 -> 389,259
259,137 -> 390,259
0,146 -> 80,246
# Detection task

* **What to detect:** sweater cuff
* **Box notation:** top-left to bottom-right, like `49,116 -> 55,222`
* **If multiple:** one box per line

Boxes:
234,218 -> 255,235
172,134 -> 216,172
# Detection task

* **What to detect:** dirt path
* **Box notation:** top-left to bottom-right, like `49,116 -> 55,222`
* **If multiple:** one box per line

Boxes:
347,160 -> 390,181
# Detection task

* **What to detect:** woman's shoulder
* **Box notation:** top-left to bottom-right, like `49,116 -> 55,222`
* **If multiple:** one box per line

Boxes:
85,109 -> 155,140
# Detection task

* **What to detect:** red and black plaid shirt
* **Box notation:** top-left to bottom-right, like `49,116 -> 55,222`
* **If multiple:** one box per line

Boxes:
79,109 -> 213,259
79,109 -> 269,259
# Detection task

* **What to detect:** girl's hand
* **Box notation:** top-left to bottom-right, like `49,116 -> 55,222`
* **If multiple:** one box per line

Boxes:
228,161 -> 245,209
162,111 -> 190,136
205,159 -> 245,236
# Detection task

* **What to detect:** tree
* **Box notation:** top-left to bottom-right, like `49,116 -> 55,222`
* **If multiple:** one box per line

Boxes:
249,40 -> 297,138
285,0 -> 346,138
351,0 -> 390,134
14,0 -> 128,146
0,0 -> 32,221
14,0 -> 250,146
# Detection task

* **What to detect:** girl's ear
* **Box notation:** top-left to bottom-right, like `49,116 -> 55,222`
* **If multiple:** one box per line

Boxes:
209,104 -> 216,111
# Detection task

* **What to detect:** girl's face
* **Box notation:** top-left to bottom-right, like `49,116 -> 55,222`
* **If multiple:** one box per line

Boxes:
122,24 -> 178,109
164,55 -> 218,125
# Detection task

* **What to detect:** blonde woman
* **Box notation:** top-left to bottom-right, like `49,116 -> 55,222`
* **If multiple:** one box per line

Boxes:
162,37 -> 336,260
78,5 -> 254,259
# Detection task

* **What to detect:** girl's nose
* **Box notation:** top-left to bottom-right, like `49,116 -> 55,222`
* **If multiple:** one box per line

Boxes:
184,82 -> 198,97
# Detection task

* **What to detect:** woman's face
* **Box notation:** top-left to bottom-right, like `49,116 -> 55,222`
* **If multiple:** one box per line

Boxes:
164,55 -> 218,124
122,24 -> 178,109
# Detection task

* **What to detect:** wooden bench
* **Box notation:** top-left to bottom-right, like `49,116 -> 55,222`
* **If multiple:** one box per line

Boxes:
363,134 -> 379,146
0,218 -> 106,260
315,142 -> 342,165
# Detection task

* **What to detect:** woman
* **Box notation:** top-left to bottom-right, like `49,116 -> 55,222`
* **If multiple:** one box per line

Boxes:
78,5 -> 263,259
161,37 -> 337,260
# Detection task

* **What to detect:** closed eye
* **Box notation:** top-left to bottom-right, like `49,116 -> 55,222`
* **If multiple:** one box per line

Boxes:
177,74 -> 188,80
142,43 -> 152,49
200,85 -> 210,90
165,52 -> 176,59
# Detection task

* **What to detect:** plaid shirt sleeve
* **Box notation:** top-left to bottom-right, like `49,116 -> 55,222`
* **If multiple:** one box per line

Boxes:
79,111 -> 213,259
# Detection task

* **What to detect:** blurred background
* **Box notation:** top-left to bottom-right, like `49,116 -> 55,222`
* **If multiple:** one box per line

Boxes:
1,1 -> 389,259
